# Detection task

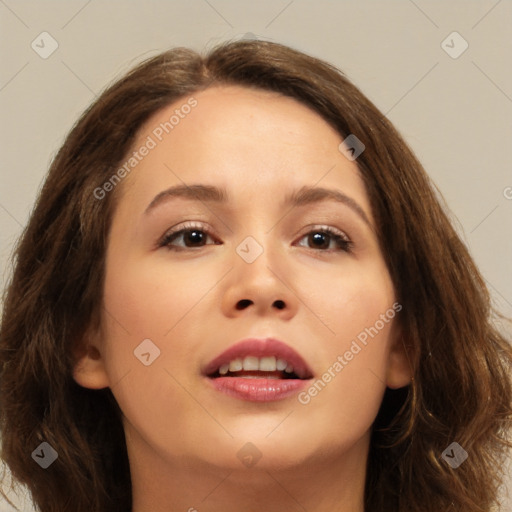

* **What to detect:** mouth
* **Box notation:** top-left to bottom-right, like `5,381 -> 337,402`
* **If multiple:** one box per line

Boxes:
208,356 -> 303,380
203,338 -> 314,402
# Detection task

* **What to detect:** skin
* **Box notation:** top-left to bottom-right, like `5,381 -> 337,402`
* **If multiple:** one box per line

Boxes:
74,85 -> 412,512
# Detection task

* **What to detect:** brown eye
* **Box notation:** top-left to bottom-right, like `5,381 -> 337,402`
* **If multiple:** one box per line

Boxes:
159,223 -> 218,250
166,229 -> 209,247
296,227 -> 353,252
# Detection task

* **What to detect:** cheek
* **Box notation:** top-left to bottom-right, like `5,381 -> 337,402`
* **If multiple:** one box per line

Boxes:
296,254 -> 396,344
295,357 -> 388,456
111,364 -> 197,447
293,259 -> 396,424
99,254 -> 222,403
99,257 -> 211,456
295,318 -> 396,453
102,254 -> 218,339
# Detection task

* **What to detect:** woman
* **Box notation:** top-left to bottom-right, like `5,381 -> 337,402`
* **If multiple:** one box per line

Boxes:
1,39 -> 511,512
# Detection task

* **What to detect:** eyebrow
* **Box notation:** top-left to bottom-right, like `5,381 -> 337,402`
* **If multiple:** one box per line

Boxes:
144,183 -> 371,226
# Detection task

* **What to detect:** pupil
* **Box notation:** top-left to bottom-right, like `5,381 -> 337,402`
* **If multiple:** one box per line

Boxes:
186,230 -> 204,245
311,232 -> 328,249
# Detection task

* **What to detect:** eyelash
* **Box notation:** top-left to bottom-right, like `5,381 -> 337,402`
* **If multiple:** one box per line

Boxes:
158,221 -> 353,253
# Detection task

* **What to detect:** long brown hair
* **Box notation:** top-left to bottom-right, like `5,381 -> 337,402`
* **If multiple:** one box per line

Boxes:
1,39 -> 511,512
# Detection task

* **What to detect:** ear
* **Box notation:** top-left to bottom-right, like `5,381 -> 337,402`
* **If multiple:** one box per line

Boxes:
72,328 -> 110,390
385,324 -> 413,389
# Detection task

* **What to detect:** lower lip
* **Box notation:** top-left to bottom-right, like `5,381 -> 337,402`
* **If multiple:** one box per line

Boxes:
207,376 -> 308,402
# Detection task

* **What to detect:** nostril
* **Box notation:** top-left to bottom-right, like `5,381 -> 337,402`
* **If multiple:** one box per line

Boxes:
236,299 -> 252,310
273,300 -> 285,309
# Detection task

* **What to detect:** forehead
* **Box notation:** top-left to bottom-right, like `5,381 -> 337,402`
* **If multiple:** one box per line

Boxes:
138,84 -> 341,155
113,85 -> 369,218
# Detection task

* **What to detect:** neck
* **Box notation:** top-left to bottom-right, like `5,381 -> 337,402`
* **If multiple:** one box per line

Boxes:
128,430 -> 369,512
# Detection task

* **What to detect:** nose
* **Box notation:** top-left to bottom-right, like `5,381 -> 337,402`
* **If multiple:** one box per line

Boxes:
220,238 -> 298,320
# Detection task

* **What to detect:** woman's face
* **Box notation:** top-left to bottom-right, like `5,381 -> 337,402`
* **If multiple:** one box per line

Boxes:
75,85 -> 410,475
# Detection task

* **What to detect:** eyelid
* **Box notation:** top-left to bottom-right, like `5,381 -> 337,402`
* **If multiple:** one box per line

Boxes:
169,220 -> 208,232
294,224 -> 353,253
158,220 -> 214,245
296,223 -> 350,241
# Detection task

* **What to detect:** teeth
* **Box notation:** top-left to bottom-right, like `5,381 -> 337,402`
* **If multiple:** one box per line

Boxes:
216,356 -> 295,375
259,356 -> 276,372
276,358 -> 287,371
229,358 -> 243,372
242,356 -> 260,371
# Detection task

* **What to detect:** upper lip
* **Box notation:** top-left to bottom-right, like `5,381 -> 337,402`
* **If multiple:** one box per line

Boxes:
203,337 -> 314,379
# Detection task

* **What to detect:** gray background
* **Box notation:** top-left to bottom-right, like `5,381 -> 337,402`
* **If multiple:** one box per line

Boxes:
0,1 -> 511,510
